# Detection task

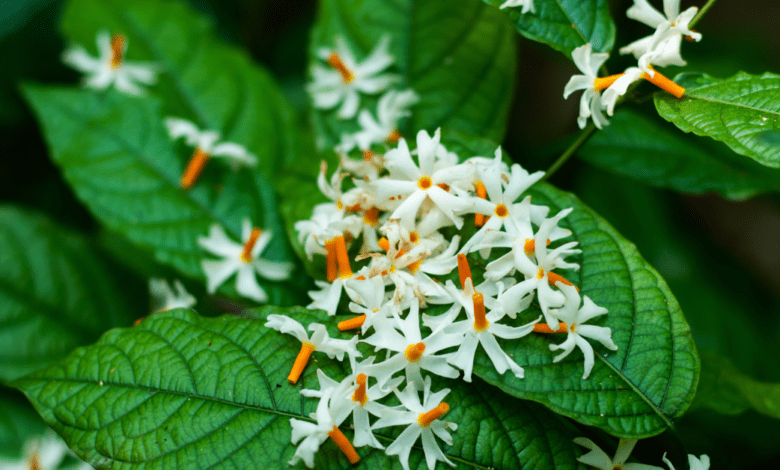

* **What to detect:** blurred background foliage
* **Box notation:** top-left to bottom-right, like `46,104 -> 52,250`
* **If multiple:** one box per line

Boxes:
0,0 -> 778,467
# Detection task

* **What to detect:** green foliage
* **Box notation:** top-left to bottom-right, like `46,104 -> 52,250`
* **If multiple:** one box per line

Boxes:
578,108 -> 780,200
0,206 -> 144,383
482,0 -> 615,56
655,72 -> 780,168
470,182 -> 699,438
310,0 -> 517,148
693,350 -> 780,420
14,307 -> 586,469
22,86 -> 299,305
0,388 -> 46,457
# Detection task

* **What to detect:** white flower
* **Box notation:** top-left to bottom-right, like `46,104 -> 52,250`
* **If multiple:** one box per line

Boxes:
148,278 -> 196,312
340,276 -> 393,333
372,376 -> 458,470
547,283 -> 618,379
294,203 -> 363,260
564,43 -> 612,129
341,89 -> 419,152
0,430 -> 92,470
373,129 -> 473,229
307,235 -> 365,316
198,219 -> 293,303
62,30 -> 158,96
308,36 -> 400,119
601,67 -> 645,116
620,0 -> 702,72
574,438 -> 663,470
663,452 -> 710,470
499,0 -> 535,14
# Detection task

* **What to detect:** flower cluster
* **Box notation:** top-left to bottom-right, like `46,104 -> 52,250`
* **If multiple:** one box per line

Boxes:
574,437 -> 710,470
564,0 -> 702,129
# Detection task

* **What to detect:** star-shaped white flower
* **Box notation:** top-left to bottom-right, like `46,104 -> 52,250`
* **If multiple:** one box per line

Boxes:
574,437 -> 663,470
62,30 -> 159,96
564,43 -> 622,129
198,219 -> 293,303
499,0 -> 535,14
308,36 -> 400,119
663,452 -> 710,470
148,278 -> 196,312
0,430 -> 91,470
340,89 -> 419,152
372,376 -> 458,470
547,282 -> 618,379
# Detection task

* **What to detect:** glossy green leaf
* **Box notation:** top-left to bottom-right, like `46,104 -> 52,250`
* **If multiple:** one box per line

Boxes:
692,350 -> 780,420
469,182 -> 699,438
310,0 -> 517,149
578,108 -> 780,200
23,86 -> 298,305
14,307 -> 585,469
482,0 -> 615,56
0,206 -> 143,383
654,72 -> 780,168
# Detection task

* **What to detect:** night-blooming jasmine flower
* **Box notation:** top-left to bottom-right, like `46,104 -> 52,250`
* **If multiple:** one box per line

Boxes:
573,438 -> 663,470
308,235 -> 363,315
542,283 -> 618,379
0,430 -> 92,470
499,0 -> 535,14
62,31 -> 158,96
198,219 -> 293,303
338,275 -> 393,333
372,376 -> 458,470
265,314 -> 359,384
373,129 -> 473,228
341,89 -> 419,152
308,36 -> 400,119
149,278 -> 196,312
165,117 -> 257,189
564,43 -> 627,129
289,388 -> 359,468
663,452 -> 710,470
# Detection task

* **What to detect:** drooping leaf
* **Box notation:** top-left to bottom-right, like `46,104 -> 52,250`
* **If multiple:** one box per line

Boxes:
23,86 -> 300,305
482,0 -> 615,56
692,350 -> 780,420
14,307 -> 586,469
468,182 -> 699,438
654,72 -> 780,168
577,108 -> 780,200
310,0 -> 517,149
0,206 -> 143,383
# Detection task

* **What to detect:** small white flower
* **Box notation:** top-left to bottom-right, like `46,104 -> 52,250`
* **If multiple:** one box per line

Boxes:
341,276 -> 393,333
198,219 -> 293,303
601,67 -> 645,116
564,43 -> 611,129
574,437 -> 663,470
294,203 -> 363,260
372,376 -> 458,470
148,278 -> 196,312
308,36 -> 400,119
547,282 -> 618,379
0,430 -> 92,470
499,0 -> 535,14
62,30 -> 159,96
341,89 -> 419,152
663,452 -> 710,470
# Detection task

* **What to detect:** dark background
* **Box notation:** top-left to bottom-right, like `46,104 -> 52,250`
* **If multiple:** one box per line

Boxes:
1,0 -> 778,467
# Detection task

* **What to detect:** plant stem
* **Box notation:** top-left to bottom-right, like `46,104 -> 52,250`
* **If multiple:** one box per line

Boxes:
690,0 -> 717,28
542,123 -> 597,181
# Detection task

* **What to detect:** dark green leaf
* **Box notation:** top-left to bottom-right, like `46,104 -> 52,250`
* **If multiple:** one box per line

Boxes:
22,86 -> 298,305
0,206 -> 143,383
0,388 -> 47,457
578,108 -> 780,200
311,0 -> 517,148
15,307 -> 585,469
654,72 -> 780,168
482,0 -> 615,56
471,182 -> 699,438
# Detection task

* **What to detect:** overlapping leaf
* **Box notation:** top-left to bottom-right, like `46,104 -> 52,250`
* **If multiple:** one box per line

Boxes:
654,72 -> 780,168
577,109 -> 780,200
0,206 -> 143,383
482,0 -> 615,56
310,0 -> 517,149
14,307 -> 585,469
23,87 -> 298,305
465,182 -> 699,438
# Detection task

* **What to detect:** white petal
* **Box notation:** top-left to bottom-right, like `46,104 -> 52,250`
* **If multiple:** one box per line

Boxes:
235,265 -> 267,302
201,258 -> 239,293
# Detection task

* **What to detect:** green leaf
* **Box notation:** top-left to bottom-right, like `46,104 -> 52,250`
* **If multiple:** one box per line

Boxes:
14,307 -> 586,469
693,350 -> 780,420
0,206 -> 143,383
482,0 -> 615,56
577,108 -> 780,200
22,86 -> 299,305
654,72 -> 780,168
0,388 -> 47,457
471,182 -> 699,438
311,0 -> 517,148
